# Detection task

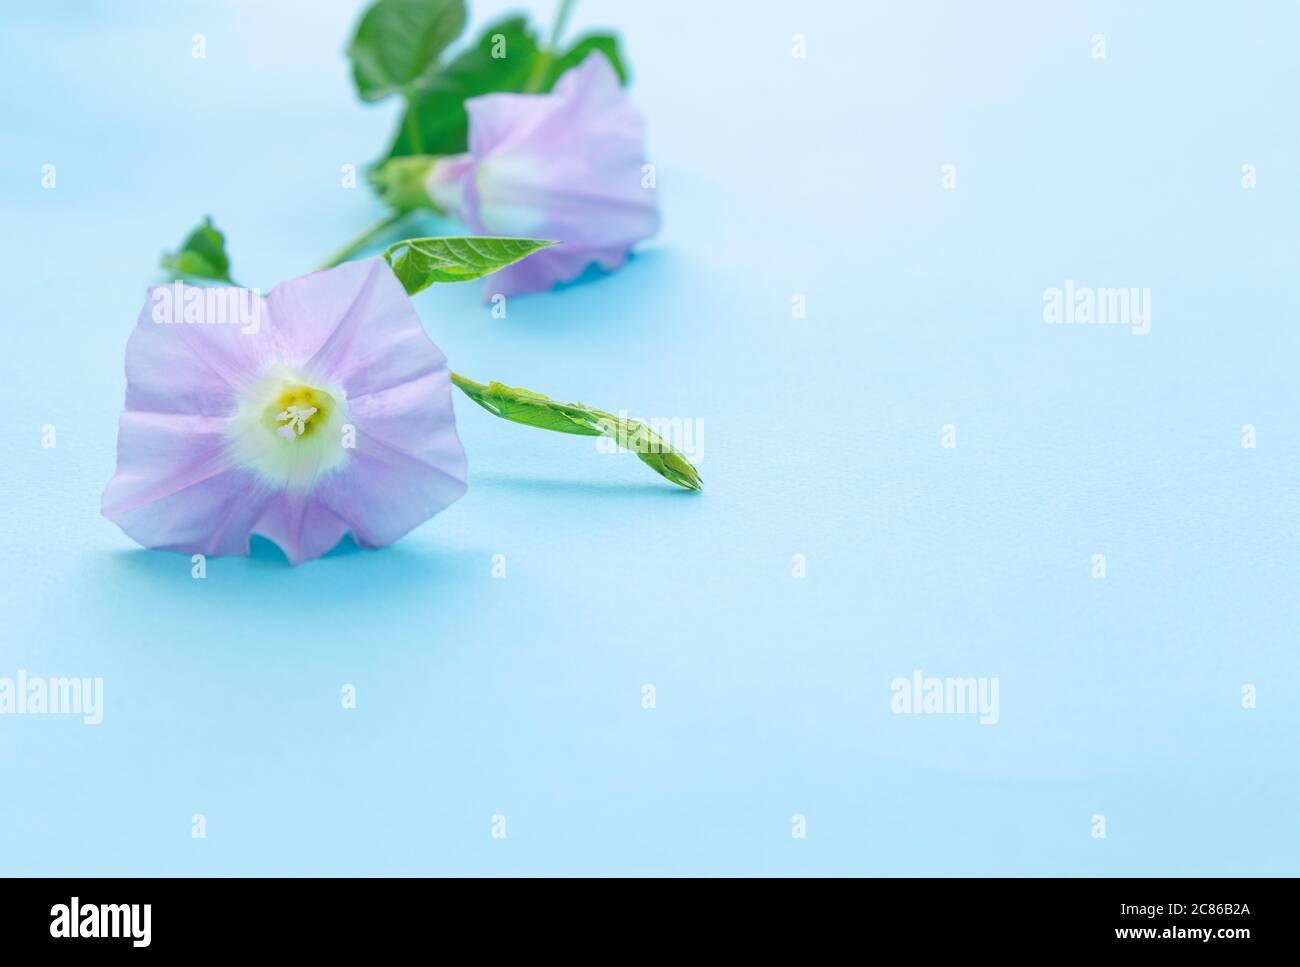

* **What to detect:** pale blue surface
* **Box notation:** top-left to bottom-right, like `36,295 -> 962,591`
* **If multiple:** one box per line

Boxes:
1,0 -> 1297,875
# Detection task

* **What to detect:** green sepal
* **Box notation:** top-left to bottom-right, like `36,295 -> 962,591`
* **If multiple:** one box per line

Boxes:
160,216 -> 234,284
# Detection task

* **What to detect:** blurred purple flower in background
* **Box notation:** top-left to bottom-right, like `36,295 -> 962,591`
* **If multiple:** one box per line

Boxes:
427,52 -> 659,296
102,259 -> 467,565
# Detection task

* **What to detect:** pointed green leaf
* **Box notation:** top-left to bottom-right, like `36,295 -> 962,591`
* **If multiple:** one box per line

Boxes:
449,374 -> 704,491
348,0 -> 467,103
383,236 -> 556,295
383,15 -> 540,158
544,34 -> 629,89
377,19 -> 633,163
160,216 -> 233,283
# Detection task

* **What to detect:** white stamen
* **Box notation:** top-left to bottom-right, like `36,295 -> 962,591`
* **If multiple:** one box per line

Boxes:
228,367 -> 350,491
275,405 -> 318,440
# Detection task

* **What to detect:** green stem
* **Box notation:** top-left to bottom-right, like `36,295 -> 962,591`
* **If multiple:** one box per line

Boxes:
545,0 -> 577,51
522,0 -> 577,93
314,210 -> 410,271
402,95 -> 425,154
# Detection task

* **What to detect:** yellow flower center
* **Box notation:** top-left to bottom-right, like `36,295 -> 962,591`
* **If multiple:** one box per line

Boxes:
227,367 -> 351,492
263,384 -> 335,441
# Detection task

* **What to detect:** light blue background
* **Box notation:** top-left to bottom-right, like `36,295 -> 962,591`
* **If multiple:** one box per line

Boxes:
1,0 -> 1296,875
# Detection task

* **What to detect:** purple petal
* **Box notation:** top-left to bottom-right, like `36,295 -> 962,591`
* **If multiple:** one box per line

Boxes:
124,284 -> 271,415
314,370 -> 467,548
426,154 -> 475,221
458,52 -> 660,295
248,493 -> 352,566
268,258 -> 451,401
102,409 -> 271,556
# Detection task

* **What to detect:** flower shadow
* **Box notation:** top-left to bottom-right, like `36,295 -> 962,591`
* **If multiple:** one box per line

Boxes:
468,472 -> 700,500
102,533 -> 483,632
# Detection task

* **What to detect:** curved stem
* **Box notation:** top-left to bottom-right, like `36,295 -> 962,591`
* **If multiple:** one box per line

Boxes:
314,210 -> 409,272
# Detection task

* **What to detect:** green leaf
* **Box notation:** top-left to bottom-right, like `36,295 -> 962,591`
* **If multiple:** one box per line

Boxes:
379,20 -> 632,162
348,0 -> 467,103
383,236 -> 556,295
454,379 -> 604,436
449,374 -> 703,491
384,16 -> 540,158
160,216 -> 233,283
543,33 -> 629,89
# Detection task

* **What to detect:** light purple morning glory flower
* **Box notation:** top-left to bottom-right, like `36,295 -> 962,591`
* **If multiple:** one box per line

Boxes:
101,258 -> 467,565
426,52 -> 659,296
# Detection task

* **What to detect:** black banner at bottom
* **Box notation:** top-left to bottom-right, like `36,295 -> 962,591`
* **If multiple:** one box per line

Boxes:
0,876 -> 1282,953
